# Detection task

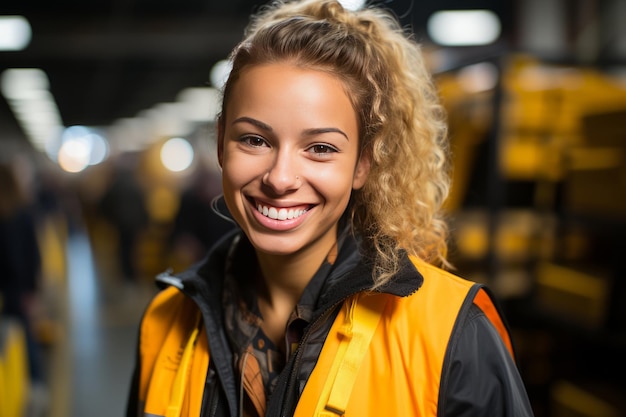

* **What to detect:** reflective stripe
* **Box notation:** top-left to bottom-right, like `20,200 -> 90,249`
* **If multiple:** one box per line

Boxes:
165,311 -> 201,417
322,293 -> 388,416
140,288 -> 206,416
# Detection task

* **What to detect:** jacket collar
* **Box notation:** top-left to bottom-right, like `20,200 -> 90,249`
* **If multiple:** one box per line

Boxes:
158,228 -> 424,312
314,230 -> 423,314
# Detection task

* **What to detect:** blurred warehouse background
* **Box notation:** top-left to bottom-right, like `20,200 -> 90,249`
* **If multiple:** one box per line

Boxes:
1,0 -> 625,416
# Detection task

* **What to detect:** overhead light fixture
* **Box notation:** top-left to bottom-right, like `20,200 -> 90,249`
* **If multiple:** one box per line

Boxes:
338,0 -> 366,11
56,126 -> 109,173
1,68 -> 65,155
210,59 -> 232,90
0,16 -> 32,51
176,87 -> 220,123
149,102 -> 191,138
161,137 -> 194,173
427,10 -> 501,46
1,67 -> 48,100
108,117 -> 152,153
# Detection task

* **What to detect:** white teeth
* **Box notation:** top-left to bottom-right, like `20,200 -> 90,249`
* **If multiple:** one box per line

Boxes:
256,203 -> 307,220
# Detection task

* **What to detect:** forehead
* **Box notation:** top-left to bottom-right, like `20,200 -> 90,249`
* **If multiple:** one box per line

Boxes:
225,63 -> 356,121
229,61 -> 351,97
234,62 -> 345,90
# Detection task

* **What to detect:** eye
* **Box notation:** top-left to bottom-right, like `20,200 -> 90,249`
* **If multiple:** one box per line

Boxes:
240,135 -> 268,148
307,144 -> 338,155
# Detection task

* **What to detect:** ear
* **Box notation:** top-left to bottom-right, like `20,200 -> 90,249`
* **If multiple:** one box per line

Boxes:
217,116 -> 225,168
352,149 -> 371,190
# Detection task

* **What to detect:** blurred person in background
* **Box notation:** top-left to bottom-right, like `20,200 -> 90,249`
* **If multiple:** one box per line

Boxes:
168,161 -> 235,271
0,158 -> 48,414
127,1 -> 534,416
98,157 -> 149,283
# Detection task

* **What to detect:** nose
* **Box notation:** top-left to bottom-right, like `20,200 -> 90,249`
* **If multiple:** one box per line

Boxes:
262,148 -> 301,195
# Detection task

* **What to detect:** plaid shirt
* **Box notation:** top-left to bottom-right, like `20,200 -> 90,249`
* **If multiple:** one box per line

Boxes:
223,238 -> 338,416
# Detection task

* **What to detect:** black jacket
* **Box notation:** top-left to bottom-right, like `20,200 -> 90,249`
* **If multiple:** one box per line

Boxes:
127,229 -> 534,416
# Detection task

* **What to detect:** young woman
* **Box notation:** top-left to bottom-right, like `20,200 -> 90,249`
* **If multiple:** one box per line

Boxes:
126,1 -> 534,416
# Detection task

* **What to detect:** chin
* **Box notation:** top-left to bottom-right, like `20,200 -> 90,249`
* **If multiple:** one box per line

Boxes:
248,236 -> 304,257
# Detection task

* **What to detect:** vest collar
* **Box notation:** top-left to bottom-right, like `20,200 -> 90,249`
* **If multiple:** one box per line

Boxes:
156,229 -> 424,309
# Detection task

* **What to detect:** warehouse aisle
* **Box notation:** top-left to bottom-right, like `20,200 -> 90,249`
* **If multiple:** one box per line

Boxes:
50,231 -> 157,417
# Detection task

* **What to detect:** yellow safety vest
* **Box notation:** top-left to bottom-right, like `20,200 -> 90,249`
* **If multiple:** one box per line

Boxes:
137,257 -> 513,417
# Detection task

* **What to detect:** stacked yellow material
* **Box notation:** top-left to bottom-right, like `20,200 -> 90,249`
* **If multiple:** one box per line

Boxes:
0,318 -> 28,417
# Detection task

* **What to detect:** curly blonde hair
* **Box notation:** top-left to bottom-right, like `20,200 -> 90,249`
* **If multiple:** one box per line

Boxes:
219,0 -> 450,287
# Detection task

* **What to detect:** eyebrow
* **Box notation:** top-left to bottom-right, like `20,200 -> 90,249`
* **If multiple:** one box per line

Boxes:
303,127 -> 349,141
232,117 -> 349,141
232,116 -> 272,132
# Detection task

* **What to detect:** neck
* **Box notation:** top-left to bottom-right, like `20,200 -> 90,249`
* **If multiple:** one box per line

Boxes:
252,234 -> 338,347
255,238 -> 336,309
256,254 -> 316,309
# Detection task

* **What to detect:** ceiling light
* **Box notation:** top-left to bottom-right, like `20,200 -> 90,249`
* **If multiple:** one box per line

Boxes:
0,16 -> 32,51
161,137 -> 194,173
176,87 -> 220,123
57,137 -> 91,173
1,68 -> 65,154
60,125 -> 109,167
428,10 -> 501,46
210,60 -> 232,90
1,68 -> 48,100
338,0 -> 366,11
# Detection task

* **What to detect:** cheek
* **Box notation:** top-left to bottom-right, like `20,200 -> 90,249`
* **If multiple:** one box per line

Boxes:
220,154 -> 248,204
222,165 -> 240,188
221,166 -> 250,202
220,165 -> 249,226
308,164 -> 357,202
221,150 -> 259,187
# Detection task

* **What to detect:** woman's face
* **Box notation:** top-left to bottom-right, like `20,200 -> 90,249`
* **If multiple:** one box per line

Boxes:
219,63 -> 369,259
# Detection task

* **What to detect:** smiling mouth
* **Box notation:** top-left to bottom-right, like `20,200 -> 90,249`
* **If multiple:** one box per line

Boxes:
252,199 -> 311,220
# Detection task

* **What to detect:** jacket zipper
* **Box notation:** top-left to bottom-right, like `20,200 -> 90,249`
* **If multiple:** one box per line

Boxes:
280,305 -> 338,417
279,286 -> 373,417
206,370 -> 220,417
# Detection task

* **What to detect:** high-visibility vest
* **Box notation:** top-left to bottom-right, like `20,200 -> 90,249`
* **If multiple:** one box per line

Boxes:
137,257 -> 513,417
294,257 -> 513,417
138,289 -> 209,417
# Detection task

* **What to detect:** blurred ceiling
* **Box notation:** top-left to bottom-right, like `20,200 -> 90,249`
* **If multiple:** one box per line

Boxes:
0,0 -> 511,145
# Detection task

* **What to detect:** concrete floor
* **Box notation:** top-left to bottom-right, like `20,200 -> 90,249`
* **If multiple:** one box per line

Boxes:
44,231 -> 157,417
